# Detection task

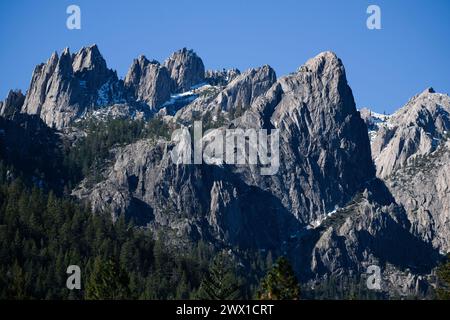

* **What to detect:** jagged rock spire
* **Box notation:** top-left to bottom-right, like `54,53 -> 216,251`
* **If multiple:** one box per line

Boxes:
0,89 -> 25,118
21,45 -> 123,129
163,48 -> 205,92
124,55 -> 171,110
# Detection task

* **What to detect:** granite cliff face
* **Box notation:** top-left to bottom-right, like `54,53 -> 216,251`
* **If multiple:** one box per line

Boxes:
213,65 -> 276,112
364,89 -> 450,255
386,139 -> 450,253
262,52 -> 375,222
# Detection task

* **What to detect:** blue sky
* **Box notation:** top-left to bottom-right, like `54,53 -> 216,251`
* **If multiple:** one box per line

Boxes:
0,0 -> 449,114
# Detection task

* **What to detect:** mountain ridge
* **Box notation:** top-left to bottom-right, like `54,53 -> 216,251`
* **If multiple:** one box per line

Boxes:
1,45 -> 448,298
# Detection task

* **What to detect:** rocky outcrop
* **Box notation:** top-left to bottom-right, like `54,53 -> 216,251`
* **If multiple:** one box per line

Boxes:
295,184 -> 439,296
371,88 -> 450,178
164,48 -> 205,92
213,65 -> 276,112
205,68 -> 240,86
386,138 -> 450,253
173,65 -> 276,123
241,51 -> 375,224
364,89 -> 450,254
0,90 -> 25,118
72,45 -> 117,94
73,137 -> 289,249
359,108 -> 391,143
124,55 -> 171,110
21,45 -> 125,129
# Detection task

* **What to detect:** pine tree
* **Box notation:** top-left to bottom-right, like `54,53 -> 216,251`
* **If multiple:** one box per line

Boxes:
85,257 -> 130,300
176,271 -> 190,299
258,256 -> 300,300
10,260 -> 27,299
196,251 -> 241,300
436,254 -> 450,300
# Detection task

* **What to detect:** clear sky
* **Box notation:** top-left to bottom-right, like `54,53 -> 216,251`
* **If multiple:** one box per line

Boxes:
0,0 -> 449,114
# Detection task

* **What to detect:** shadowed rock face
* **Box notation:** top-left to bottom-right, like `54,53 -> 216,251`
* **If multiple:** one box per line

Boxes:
174,65 -> 277,123
21,45 -> 124,129
163,48 -> 205,92
240,51 -> 376,224
0,89 -> 25,118
205,68 -> 241,86
124,55 -> 172,110
0,113 -> 68,192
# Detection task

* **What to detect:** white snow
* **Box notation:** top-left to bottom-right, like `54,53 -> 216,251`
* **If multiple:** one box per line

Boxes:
190,82 -> 209,90
306,208 -> 338,229
162,83 -> 213,108
359,108 -> 393,143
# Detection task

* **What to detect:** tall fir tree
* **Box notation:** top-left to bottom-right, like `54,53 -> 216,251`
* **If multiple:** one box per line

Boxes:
196,251 -> 241,300
436,254 -> 450,300
85,257 -> 130,300
258,256 -> 300,300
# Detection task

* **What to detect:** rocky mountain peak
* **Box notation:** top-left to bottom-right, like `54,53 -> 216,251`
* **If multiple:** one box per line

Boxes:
173,64 -> 276,123
0,90 -> 25,118
124,55 -> 155,83
125,56 -> 148,83
21,45 -> 124,129
205,68 -> 241,86
371,88 -> 450,178
72,44 -> 107,73
124,55 -> 171,110
272,51 -> 355,128
301,51 -> 344,76
251,51 -> 376,222
55,47 -> 74,77
212,64 -> 277,112
164,48 -> 205,92
48,51 -> 59,66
